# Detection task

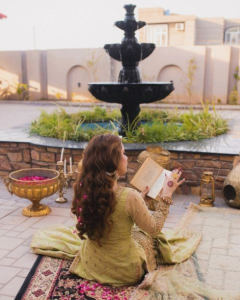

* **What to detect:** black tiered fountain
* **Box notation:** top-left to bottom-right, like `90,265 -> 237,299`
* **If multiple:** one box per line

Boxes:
88,4 -> 174,133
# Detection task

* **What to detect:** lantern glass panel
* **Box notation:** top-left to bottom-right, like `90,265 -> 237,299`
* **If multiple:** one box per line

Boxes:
199,171 -> 215,207
201,181 -> 213,200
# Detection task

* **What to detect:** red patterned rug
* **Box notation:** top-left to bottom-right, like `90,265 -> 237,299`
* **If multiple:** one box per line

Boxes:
15,255 -> 136,300
16,203 -> 231,300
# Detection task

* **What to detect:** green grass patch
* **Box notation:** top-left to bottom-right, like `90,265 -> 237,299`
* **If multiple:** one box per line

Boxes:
30,103 -> 229,143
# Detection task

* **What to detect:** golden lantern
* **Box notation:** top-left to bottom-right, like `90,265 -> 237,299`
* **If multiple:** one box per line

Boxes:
199,171 -> 215,207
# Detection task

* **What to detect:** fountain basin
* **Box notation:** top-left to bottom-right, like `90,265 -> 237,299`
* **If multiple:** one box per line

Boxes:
79,120 -> 182,132
88,82 -> 174,105
104,43 -> 155,63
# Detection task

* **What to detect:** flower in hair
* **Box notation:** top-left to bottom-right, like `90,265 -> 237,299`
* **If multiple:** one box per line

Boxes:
78,207 -> 82,212
77,217 -> 82,222
83,194 -> 88,199
106,171 -> 116,177
79,182 -> 82,186
106,171 -> 119,180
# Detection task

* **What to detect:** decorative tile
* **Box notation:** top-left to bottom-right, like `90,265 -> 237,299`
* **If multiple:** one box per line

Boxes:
0,237 -> 23,250
0,277 -> 25,297
0,295 -> 15,300
0,230 -> 8,236
17,269 -> 30,278
31,216 -> 69,229
0,215 -> 27,226
17,228 -> 36,239
0,258 -> 16,266
4,231 -> 20,238
12,253 -> 37,268
7,245 -> 30,259
0,266 -> 21,284
0,250 -> 9,260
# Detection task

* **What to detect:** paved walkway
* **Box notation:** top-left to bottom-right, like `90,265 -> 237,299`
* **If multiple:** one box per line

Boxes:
0,182 -> 75,300
0,101 -> 240,299
0,180 -> 232,300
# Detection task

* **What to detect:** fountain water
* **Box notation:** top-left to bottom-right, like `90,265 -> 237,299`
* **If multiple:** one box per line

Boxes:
88,4 -> 174,134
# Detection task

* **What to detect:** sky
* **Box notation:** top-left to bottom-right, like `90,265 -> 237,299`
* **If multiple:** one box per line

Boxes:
0,0 -> 240,51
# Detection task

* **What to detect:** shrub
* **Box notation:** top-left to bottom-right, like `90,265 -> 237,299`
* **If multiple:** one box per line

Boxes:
30,104 -> 228,143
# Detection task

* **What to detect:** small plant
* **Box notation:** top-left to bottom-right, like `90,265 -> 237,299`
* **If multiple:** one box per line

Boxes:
16,83 -> 29,100
0,82 -> 29,100
87,50 -> 102,82
228,67 -> 240,105
0,85 -> 12,99
55,92 -> 63,100
185,57 -> 197,104
16,83 -> 28,95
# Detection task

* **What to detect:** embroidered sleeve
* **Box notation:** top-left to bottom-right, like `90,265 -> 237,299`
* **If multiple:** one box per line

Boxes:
125,189 -> 170,236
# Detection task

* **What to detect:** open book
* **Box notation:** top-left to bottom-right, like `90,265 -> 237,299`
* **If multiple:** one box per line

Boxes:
130,156 -> 172,199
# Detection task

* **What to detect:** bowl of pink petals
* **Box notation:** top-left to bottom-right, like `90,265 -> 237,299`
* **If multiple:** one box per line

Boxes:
4,168 -> 59,217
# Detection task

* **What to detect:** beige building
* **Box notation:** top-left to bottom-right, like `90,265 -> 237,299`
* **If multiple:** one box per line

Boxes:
0,8 -> 240,104
138,8 -> 240,46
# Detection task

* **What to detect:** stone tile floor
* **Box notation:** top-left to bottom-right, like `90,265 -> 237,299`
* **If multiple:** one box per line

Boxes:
0,180 -> 75,300
0,102 -> 240,299
0,178 -> 234,300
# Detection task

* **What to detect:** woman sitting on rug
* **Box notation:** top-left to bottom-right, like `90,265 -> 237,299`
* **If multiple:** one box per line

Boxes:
69,133 -> 189,287
31,134 -> 240,299
31,134 -> 199,286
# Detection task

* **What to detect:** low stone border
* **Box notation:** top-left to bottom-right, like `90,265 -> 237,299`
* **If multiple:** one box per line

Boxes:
0,142 -> 235,197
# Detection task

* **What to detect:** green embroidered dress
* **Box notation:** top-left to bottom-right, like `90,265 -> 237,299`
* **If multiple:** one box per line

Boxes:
31,187 -> 200,287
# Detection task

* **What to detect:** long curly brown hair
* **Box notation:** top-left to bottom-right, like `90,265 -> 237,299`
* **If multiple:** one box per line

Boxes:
71,134 -> 122,246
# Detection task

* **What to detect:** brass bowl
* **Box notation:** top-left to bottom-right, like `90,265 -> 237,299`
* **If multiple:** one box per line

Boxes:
4,168 -> 59,217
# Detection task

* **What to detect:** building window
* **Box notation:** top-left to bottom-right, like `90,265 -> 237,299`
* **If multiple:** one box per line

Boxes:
146,24 -> 168,46
225,26 -> 240,45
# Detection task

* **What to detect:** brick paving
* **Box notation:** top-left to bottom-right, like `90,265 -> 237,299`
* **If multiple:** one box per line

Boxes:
0,179 -> 238,299
0,101 -> 240,299
0,181 -> 75,300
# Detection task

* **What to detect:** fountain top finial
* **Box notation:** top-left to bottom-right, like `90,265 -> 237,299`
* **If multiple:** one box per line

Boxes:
123,4 -> 136,15
114,4 -> 145,32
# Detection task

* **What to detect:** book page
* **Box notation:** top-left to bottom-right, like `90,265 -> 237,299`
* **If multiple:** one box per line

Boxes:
147,169 -> 172,199
130,157 -> 163,192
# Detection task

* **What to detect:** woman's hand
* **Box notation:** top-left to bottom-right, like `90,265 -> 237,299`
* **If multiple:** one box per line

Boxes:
141,186 -> 152,206
161,169 -> 185,198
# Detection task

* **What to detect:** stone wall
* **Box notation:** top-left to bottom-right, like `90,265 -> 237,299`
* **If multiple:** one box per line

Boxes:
1,46 -> 240,104
0,142 -> 235,197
